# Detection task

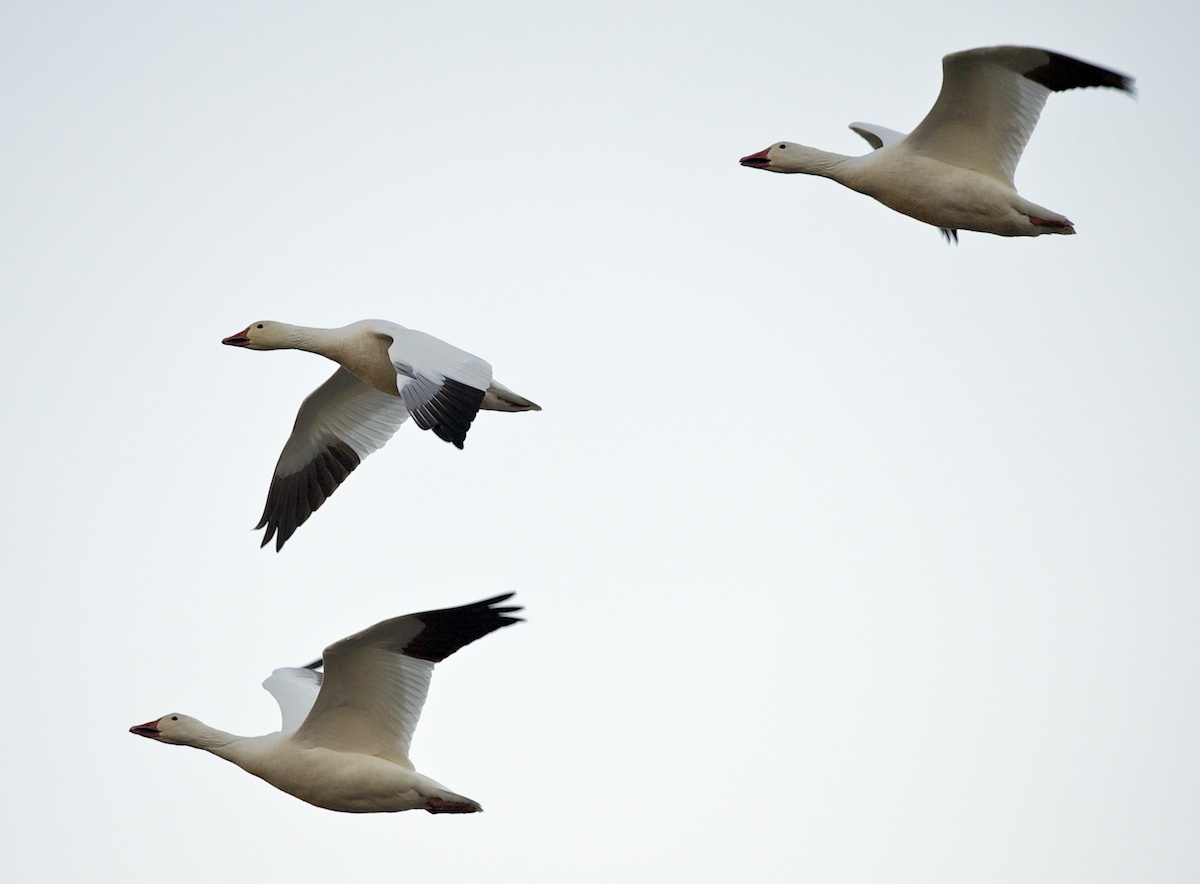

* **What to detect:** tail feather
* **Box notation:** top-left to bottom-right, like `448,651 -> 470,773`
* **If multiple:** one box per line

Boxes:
425,796 -> 483,814
481,380 -> 541,412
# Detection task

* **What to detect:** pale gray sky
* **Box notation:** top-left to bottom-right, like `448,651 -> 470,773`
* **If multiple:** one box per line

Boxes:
2,1 -> 1197,882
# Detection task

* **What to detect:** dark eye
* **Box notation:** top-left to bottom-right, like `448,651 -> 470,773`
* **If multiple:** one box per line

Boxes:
779,144 -> 787,149
171,716 -> 178,720
256,324 -> 264,329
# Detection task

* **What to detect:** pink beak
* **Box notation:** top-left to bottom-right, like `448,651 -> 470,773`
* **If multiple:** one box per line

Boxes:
130,719 -> 161,738
221,326 -> 252,346
739,147 -> 772,168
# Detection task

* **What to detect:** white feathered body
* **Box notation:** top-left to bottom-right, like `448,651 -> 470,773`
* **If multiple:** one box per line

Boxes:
841,148 -> 1070,236
214,734 -> 478,813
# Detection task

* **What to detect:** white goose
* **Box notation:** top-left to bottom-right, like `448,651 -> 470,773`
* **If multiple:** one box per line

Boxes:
222,319 -> 540,550
739,46 -> 1134,241
130,593 -> 522,814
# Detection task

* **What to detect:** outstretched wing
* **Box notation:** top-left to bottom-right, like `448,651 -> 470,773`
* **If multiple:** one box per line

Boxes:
294,594 -> 523,766
904,46 -> 1133,186
256,368 -> 409,551
386,326 -> 493,450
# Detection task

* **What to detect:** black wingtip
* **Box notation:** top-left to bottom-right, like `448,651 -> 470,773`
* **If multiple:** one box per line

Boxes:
403,593 -> 525,663
254,442 -> 361,552
1025,50 -> 1135,96
403,377 -> 485,449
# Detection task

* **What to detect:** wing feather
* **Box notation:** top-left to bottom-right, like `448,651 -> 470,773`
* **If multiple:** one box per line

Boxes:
399,375 -> 486,449
903,47 -> 1132,187
849,122 -> 907,150
256,368 -> 409,550
262,667 -> 323,733
384,324 -> 493,450
904,48 -> 1049,185
294,595 -> 523,765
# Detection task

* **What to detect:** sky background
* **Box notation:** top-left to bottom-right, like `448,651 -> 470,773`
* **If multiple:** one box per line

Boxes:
2,2 -> 1198,881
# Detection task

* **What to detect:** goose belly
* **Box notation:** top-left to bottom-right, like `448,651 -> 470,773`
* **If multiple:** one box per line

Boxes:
250,748 -> 466,813
856,156 -> 1035,236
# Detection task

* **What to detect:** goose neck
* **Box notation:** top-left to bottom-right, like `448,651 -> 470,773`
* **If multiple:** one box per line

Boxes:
788,146 -> 857,182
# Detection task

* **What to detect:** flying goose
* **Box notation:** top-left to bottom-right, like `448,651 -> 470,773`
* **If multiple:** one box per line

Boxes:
130,593 -> 523,813
222,319 -> 540,550
739,46 -> 1134,240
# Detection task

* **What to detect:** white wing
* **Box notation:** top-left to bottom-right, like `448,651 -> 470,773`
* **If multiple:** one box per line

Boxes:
258,367 -> 409,550
293,595 -> 522,766
382,324 -> 494,450
903,46 -> 1133,187
262,667 -> 323,733
849,122 -> 907,151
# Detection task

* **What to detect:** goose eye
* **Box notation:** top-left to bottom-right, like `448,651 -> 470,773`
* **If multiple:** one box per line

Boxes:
256,324 -> 264,329
170,716 -> 178,721
779,144 -> 787,149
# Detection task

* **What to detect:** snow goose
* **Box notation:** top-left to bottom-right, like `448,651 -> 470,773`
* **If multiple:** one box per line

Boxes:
739,46 -> 1134,240
130,593 -> 523,814
222,319 -> 540,550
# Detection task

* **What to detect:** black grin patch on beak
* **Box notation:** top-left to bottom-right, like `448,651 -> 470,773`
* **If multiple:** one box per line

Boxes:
130,725 -> 161,737
740,156 -> 770,168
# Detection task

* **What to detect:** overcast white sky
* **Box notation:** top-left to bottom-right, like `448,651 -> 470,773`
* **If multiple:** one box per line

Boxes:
3,1 -> 1198,881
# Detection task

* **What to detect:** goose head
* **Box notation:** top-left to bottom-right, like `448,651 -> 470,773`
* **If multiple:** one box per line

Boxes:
129,714 -> 205,746
739,142 -> 831,174
221,321 -> 290,350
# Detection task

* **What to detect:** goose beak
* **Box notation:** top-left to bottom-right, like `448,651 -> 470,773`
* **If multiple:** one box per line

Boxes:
222,326 -> 252,346
739,147 -> 772,168
130,719 -> 162,739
